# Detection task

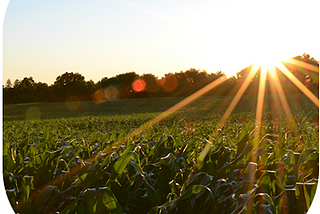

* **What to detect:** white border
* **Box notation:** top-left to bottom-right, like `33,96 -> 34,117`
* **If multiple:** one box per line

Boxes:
0,1 -> 319,213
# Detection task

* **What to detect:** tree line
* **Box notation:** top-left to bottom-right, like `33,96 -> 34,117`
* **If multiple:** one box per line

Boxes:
3,53 -> 319,104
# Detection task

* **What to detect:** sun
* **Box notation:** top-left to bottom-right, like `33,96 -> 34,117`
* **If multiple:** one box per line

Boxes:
203,61 -> 246,78
250,46 -> 292,72
254,56 -> 278,71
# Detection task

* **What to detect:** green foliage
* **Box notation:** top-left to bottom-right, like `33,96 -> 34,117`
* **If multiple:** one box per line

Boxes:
2,96 -> 319,213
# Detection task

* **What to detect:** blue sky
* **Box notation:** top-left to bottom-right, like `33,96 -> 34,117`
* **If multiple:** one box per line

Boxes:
2,0 -> 320,85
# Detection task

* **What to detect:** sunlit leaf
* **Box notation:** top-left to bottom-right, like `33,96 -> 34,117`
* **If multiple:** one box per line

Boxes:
111,151 -> 132,180
98,187 -> 123,214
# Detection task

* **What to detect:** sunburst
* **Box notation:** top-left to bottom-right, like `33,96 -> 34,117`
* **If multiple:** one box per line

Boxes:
245,57 -> 319,184
28,55 -> 319,208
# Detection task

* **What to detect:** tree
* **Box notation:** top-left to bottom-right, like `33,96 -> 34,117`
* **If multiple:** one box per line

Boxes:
282,53 -> 319,94
97,77 -> 109,88
5,79 -> 12,88
20,77 -> 35,87
184,68 -> 208,83
13,79 -> 21,88
294,53 -> 319,65
7,77 -> 37,103
115,72 -> 139,86
54,72 -> 85,87
140,73 -> 160,92
34,82 -> 51,102
52,72 -> 87,101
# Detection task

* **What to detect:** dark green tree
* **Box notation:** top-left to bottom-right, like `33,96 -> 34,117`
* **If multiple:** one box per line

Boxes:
54,72 -> 85,87
52,72 -> 87,101
115,72 -> 139,86
5,79 -> 12,88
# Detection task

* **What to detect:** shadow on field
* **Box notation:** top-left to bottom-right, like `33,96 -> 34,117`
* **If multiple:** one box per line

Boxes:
3,95 -> 317,121
3,97 -> 185,121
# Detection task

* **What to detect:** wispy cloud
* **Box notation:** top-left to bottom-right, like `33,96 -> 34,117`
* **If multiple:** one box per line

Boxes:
113,0 -> 180,24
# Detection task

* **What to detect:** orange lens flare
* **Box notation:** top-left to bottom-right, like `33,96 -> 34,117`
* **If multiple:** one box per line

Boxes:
92,89 -> 107,103
158,75 -> 178,92
132,79 -> 146,92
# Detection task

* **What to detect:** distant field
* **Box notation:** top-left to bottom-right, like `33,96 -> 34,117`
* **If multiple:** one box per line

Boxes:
3,94 -> 317,121
3,94 -> 319,213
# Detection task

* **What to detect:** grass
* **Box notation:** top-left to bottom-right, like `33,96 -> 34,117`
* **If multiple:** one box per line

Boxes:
2,94 -> 319,213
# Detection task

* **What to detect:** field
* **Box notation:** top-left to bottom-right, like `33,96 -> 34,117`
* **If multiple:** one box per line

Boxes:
3,95 -> 319,213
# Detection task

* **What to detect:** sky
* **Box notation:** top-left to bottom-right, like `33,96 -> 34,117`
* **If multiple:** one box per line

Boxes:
1,0 -> 320,85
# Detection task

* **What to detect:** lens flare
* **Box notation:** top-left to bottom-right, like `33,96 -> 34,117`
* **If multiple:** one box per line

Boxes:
158,75 -> 178,92
92,89 -> 107,103
132,79 -> 146,92
25,107 -> 41,119
65,96 -> 80,110
104,86 -> 119,100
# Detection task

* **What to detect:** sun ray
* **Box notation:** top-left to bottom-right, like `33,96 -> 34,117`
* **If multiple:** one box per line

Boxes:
268,65 -> 297,136
286,58 -> 319,73
219,64 -> 260,127
251,66 -> 268,163
255,66 -> 268,128
247,65 -> 268,214
274,61 -> 319,107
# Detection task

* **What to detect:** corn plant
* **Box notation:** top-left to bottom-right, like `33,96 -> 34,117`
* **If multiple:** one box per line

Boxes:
3,95 -> 319,213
